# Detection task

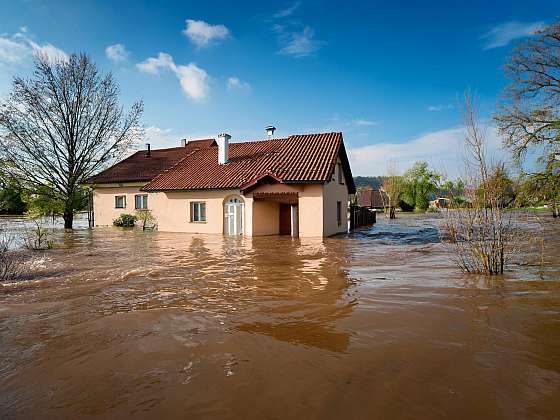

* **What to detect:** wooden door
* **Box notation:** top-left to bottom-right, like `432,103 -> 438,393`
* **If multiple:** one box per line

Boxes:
279,204 -> 291,235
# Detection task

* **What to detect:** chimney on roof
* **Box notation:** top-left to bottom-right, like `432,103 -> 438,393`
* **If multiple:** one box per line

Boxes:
145,143 -> 151,157
181,139 -> 187,147
266,125 -> 276,138
216,133 -> 231,165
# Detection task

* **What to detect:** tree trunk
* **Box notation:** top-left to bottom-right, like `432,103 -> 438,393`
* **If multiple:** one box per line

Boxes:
389,206 -> 396,219
63,209 -> 73,229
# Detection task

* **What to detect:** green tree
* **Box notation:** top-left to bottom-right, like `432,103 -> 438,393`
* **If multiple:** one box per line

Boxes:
0,168 -> 27,214
402,161 -> 440,211
0,53 -> 143,229
22,185 -> 89,219
381,162 -> 405,219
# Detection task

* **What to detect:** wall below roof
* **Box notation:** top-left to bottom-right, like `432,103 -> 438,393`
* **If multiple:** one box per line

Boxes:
92,180 -> 348,237
323,158 -> 351,237
93,185 -> 146,227
251,200 -> 280,236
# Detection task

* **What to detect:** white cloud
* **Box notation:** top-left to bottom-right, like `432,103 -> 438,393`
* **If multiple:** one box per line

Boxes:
175,63 -> 209,100
0,29 -> 67,65
428,104 -> 454,112
105,43 -> 129,62
347,126 -> 505,178
273,2 -> 301,18
143,126 -> 179,149
278,26 -> 324,57
227,76 -> 251,91
0,37 -> 29,63
480,21 -> 545,49
182,19 -> 230,48
28,40 -> 68,63
137,52 -> 209,101
136,52 -> 175,74
352,119 -> 378,126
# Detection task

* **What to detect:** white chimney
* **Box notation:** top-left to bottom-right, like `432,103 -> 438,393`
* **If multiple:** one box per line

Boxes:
181,139 -> 187,147
266,125 -> 276,138
216,133 -> 231,165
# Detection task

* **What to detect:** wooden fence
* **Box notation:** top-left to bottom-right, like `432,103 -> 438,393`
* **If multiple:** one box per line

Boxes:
349,205 -> 376,230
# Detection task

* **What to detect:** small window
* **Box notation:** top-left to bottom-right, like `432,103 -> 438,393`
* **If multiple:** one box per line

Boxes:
115,195 -> 126,209
135,194 -> 148,209
338,163 -> 344,184
191,202 -> 206,222
337,201 -> 342,226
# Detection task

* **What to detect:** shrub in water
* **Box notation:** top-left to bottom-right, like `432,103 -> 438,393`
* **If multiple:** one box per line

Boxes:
113,214 -> 136,228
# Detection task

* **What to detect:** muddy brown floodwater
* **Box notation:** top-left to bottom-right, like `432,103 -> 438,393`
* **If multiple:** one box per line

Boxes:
1,214 -> 560,419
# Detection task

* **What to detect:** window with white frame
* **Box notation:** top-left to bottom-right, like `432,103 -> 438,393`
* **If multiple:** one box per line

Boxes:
115,195 -> 126,209
190,202 -> 206,222
135,194 -> 148,209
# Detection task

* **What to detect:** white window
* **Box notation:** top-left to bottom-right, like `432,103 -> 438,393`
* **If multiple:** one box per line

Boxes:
115,195 -> 126,209
191,202 -> 206,222
135,194 -> 148,209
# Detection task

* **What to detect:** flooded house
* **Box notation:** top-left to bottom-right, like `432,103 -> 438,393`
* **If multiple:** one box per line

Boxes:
88,130 -> 356,237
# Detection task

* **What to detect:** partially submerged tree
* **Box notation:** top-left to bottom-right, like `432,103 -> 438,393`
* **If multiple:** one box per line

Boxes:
442,93 -> 528,275
495,18 -> 560,217
0,53 -> 143,228
382,161 -> 405,219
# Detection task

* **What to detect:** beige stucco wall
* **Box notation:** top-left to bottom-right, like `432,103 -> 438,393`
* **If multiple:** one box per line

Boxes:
151,189 -> 240,233
322,158 -> 350,236
298,184 -> 324,237
251,200 -> 280,235
93,184 -> 146,227
93,185 -> 242,234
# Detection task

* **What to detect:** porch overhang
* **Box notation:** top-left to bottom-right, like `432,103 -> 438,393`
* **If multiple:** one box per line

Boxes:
252,192 -> 299,205
239,172 -> 283,193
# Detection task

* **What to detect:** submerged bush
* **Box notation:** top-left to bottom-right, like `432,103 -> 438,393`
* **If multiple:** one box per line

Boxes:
23,218 -> 53,250
113,213 -> 136,228
135,209 -> 156,231
0,234 -> 24,281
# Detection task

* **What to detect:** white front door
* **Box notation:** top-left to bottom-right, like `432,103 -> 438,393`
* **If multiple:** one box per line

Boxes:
224,199 -> 243,235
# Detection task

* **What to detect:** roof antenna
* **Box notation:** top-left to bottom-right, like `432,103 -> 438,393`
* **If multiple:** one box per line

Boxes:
266,125 -> 276,138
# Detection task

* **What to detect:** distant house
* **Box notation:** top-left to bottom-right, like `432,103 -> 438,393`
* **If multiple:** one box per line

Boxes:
88,131 -> 356,237
357,188 -> 388,210
429,197 -> 450,209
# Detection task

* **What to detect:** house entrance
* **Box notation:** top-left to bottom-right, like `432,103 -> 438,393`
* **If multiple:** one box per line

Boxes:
224,196 -> 244,236
279,204 -> 291,235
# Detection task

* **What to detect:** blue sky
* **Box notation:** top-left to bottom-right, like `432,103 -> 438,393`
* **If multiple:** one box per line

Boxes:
0,0 -> 557,177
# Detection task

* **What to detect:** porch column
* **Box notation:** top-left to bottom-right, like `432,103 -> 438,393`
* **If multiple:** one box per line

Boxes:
291,205 -> 299,237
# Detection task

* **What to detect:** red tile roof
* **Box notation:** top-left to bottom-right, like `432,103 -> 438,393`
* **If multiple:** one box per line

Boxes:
88,139 -> 215,184
142,132 -> 355,193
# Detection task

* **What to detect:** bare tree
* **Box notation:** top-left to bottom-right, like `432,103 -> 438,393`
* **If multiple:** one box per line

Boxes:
442,93 -> 527,275
0,53 -> 143,228
495,19 -> 560,216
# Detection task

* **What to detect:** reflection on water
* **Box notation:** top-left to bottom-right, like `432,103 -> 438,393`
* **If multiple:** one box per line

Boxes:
1,214 -> 560,419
